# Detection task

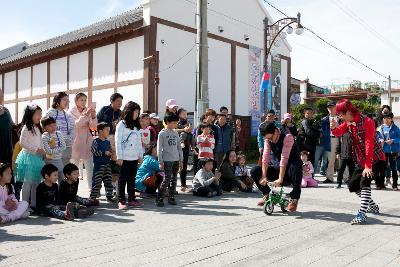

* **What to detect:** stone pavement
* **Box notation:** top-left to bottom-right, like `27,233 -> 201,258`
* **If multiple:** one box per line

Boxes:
1,175 -> 400,267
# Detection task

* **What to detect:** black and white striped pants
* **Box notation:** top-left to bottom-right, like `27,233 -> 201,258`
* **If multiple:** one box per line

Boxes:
90,163 -> 113,199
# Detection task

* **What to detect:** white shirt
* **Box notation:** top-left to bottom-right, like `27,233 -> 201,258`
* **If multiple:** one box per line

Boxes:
329,116 -> 338,137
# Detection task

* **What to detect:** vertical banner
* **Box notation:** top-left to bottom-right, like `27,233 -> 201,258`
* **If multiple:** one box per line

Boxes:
271,56 -> 282,119
248,46 -> 262,136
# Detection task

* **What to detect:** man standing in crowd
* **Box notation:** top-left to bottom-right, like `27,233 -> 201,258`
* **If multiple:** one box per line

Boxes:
321,101 -> 339,183
214,114 -> 233,168
298,107 -> 321,168
257,110 -> 279,165
97,93 -> 123,195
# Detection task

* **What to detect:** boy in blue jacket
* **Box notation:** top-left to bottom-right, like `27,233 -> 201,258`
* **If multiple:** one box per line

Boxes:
377,112 -> 399,190
135,144 -> 164,196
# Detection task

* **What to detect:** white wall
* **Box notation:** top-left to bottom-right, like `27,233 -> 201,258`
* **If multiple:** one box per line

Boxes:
92,88 -> 114,110
93,44 -> 115,86
118,84 -> 143,109
35,98 -> 48,115
118,37 -> 144,81
157,24 -> 197,114
69,51 -> 88,90
50,57 -> 67,93
235,46 -> 249,116
18,67 -> 31,98
18,100 -> 29,122
208,39 -> 231,111
144,0 -> 291,56
4,71 -> 16,101
32,63 -> 47,96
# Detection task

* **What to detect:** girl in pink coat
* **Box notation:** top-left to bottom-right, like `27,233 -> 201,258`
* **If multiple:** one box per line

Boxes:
69,93 -> 97,190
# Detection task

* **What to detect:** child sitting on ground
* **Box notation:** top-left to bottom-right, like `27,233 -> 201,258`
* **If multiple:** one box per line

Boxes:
135,144 -> 164,196
193,158 -> 222,197
0,163 -> 30,224
90,122 -> 115,203
36,164 -> 93,221
59,163 -> 99,209
300,151 -> 318,188
235,154 -> 256,193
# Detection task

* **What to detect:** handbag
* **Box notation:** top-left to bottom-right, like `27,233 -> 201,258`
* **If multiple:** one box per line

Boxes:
144,174 -> 157,187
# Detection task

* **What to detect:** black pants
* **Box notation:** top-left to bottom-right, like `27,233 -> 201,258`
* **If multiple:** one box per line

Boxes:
193,183 -> 221,197
380,153 -> 398,188
337,158 -> 355,185
180,148 -> 190,187
158,161 -> 179,199
118,160 -> 138,203
348,161 -> 384,192
250,160 -> 302,200
221,179 -> 242,192
193,154 -> 199,175
14,181 -> 23,201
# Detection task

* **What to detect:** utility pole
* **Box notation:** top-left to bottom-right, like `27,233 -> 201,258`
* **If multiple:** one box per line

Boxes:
195,0 -> 208,126
388,75 -> 392,107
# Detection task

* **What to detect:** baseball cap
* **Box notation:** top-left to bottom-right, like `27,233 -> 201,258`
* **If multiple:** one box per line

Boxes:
165,99 -> 178,109
283,113 -> 292,120
149,113 -> 160,120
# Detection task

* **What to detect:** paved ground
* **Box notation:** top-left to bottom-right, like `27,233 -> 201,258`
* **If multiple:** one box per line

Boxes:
1,174 -> 400,267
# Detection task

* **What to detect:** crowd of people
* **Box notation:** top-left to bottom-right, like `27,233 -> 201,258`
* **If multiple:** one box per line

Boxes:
0,91 -> 397,225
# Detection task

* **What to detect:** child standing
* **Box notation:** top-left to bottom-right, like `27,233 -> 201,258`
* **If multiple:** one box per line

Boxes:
36,164 -> 75,220
41,116 -> 66,184
59,163 -> 99,207
300,151 -> 318,188
156,114 -> 183,207
15,103 -> 46,209
336,131 -> 355,189
180,123 -> 194,192
90,122 -> 114,202
115,101 -> 144,210
139,113 -> 151,149
0,163 -> 30,224
197,124 -> 215,160
148,113 -> 160,144
193,158 -> 222,197
235,154 -> 255,192
377,112 -> 399,190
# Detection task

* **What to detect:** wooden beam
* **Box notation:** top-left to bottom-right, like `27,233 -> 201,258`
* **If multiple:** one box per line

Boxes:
30,66 -> 33,97
67,55 -> 70,91
143,16 -> 158,112
114,42 -> 118,93
15,70 -> 18,122
1,73 -> 4,105
231,44 -> 236,115
88,49 -> 93,104
47,61 -> 50,109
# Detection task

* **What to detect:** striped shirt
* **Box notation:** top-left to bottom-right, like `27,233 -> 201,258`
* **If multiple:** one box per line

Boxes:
197,134 -> 215,159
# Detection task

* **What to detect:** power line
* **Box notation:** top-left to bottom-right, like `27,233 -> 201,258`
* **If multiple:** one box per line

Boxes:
330,0 -> 400,53
159,44 -> 196,73
263,0 -> 387,79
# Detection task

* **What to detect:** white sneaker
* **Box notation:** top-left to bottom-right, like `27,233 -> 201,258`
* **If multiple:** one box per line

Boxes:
386,178 -> 391,186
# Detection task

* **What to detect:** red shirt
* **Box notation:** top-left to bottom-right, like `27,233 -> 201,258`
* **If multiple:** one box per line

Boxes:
332,113 -> 385,169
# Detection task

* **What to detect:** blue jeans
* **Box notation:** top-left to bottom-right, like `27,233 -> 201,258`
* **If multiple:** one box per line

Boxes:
314,146 -> 328,174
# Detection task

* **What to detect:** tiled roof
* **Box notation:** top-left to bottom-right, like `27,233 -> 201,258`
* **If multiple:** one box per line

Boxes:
0,42 -> 29,60
0,7 -> 143,66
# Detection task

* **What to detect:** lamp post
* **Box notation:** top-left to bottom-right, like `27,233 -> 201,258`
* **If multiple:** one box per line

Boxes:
262,13 -> 303,113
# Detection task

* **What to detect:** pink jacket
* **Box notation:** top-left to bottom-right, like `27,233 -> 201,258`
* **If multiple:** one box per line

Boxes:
69,106 -> 97,160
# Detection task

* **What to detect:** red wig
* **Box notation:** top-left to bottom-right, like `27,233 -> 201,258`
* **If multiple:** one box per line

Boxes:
336,100 -> 359,115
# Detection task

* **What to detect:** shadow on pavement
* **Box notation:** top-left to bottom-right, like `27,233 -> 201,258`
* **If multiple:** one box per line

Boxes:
293,210 -> 400,226
0,228 -> 54,243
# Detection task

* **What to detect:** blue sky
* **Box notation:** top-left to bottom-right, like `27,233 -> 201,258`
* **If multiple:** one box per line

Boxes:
1,0 -> 399,87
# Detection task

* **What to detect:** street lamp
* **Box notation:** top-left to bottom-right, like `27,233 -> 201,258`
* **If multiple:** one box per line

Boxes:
263,12 -> 304,72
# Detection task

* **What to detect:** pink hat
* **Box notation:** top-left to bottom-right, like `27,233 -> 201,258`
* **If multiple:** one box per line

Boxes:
284,113 -> 292,120
166,99 -> 178,109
